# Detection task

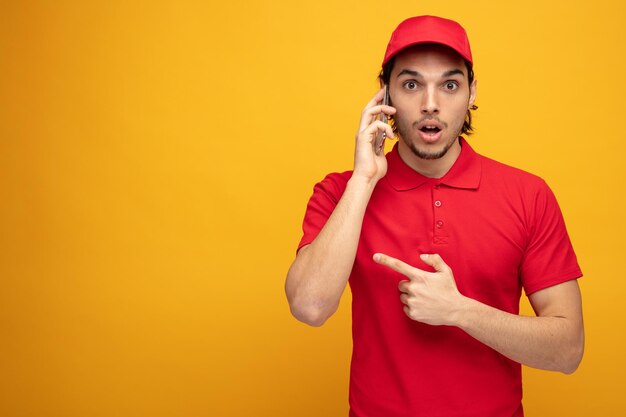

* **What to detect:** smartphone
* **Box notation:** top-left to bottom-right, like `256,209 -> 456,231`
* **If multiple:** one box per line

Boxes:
375,85 -> 390,155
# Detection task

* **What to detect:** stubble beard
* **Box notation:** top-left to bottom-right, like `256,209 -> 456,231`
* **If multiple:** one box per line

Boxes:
395,118 -> 463,160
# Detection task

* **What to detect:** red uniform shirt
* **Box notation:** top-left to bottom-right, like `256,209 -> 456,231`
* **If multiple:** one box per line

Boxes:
298,138 -> 582,417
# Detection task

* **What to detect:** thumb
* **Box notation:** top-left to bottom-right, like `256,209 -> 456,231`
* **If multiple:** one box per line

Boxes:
419,253 -> 449,273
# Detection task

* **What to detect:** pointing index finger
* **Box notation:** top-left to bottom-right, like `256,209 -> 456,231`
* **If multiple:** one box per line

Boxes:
373,253 -> 418,279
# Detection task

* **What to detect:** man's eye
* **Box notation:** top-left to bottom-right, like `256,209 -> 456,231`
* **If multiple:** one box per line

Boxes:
445,81 -> 459,91
404,81 -> 417,90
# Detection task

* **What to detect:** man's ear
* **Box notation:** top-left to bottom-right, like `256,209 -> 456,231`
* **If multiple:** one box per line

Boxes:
469,78 -> 477,109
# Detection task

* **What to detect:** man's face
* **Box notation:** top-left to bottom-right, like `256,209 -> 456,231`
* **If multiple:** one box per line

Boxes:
389,44 -> 477,160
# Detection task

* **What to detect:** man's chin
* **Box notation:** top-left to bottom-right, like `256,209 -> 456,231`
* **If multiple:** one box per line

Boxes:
409,140 -> 456,160
397,129 -> 461,161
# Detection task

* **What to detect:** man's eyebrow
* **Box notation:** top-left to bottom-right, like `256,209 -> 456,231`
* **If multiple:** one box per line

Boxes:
396,69 -> 420,78
396,68 -> 466,78
442,69 -> 465,78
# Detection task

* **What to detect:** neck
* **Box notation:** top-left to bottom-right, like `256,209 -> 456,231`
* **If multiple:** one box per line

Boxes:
397,138 -> 462,178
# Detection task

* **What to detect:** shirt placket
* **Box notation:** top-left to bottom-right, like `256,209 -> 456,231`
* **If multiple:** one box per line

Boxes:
432,183 -> 448,245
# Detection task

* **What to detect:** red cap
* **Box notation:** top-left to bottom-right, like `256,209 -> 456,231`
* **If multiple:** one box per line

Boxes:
382,15 -> 473,67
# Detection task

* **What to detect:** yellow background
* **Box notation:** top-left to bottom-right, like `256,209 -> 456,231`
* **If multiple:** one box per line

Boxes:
1,0 -> 624,415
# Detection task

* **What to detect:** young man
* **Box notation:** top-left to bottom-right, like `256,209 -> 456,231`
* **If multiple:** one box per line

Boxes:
285,15 -> 583,417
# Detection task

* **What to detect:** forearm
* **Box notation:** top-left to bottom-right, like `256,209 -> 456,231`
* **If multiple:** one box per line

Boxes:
454,296 -> 584,373
286,175 -> 377,326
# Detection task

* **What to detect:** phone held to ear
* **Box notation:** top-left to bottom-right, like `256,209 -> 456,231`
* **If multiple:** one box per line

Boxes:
375,85 -> 390,155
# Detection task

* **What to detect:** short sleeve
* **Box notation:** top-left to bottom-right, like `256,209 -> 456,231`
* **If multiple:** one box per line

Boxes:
521,181 -> 582,295
296,171 -> 351,253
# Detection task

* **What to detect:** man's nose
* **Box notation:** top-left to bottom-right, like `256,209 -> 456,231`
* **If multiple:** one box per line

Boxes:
421,87 -> 439,114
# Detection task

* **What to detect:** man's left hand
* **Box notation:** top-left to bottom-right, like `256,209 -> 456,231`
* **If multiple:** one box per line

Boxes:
373,253 -> 468,326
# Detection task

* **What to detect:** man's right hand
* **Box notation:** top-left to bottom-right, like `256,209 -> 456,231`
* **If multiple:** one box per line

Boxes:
353,88 -> 396,183
285,88 -> 396,326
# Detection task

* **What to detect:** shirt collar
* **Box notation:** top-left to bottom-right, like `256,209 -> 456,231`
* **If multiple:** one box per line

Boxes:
385,137 -> 482,191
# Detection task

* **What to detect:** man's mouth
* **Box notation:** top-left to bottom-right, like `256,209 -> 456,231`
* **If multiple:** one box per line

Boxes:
416,120 -> 444,142
419,125 -> 442,134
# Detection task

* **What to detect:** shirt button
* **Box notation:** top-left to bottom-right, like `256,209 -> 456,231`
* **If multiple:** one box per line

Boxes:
434,200 -> 442,207
436,220 -> 444,228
